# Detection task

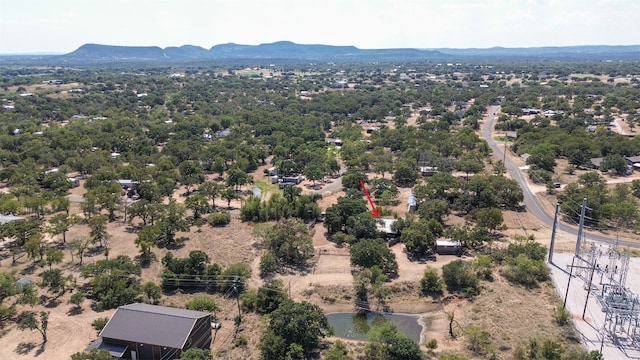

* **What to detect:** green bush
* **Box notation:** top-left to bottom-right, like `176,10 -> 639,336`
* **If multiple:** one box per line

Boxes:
91,317 -> 109,332
442,260 -> 479,297
185,296 -> 219,312
420,267 -> 444,295
259,253 -> 278,276
554,306 -> 571,326
240,290 -> 257,313
426,338 -> 438,349
208,212 -> 231,227
501,254 -> 549,287
528,169 -> 553,184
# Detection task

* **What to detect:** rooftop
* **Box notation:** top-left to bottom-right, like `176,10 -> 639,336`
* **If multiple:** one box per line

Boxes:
99,303 -> 210,349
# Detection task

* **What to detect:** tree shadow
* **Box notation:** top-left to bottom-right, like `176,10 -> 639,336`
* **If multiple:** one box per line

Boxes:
166,240 -> 186,250
44,297 -> 61,308
134,253 -> 157,268
67,306 -> 83,316
15,342 -> 36,355
20,262 -> 39,275
35,342 -> 46,357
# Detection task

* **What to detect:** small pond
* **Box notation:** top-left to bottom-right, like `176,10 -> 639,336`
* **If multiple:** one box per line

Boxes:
326,312 -> 423,343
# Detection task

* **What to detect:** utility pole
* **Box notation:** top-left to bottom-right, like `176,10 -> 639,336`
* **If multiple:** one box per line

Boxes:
503,141 -> 507,164
582,259 -> 598,320
564,256 -> 576,310
575,198 -> 587,257
549,203 -> 560,263
233,276 -> 241,325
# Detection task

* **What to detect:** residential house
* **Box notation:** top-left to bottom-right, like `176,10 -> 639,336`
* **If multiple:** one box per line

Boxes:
89,303 -> 212,360
376,218 -> 399,239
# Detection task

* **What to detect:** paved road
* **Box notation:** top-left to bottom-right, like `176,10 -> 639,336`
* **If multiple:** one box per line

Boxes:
314,167 -> 347,196
482,105 -> 640,249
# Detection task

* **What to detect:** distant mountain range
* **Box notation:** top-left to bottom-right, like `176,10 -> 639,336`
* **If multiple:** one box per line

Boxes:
3,41 -> 640,64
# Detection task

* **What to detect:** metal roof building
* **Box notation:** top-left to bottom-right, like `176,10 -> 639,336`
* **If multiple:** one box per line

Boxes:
91,303 -> 212,359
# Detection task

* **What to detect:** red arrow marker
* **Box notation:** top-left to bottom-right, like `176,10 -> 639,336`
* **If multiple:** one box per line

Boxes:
360,180 -> 381,218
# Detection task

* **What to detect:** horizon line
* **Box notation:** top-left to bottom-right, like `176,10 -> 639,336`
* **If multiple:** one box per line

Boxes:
2,41 -> 640,56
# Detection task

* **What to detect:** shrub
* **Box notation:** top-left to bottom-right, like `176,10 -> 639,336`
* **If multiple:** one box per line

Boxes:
501,254 -> 549,287
259,253 -> 278,276
465,325 -> 491,354
185,296 -> 219,313
208,212 -> 231,227
240,290 -> 257,313
420,267 -> 444,295
528,169 -> 553,184
426,338 -> 438,349
472,255 -> 494,281
234,335 -> 248,347
442,260 -> 479,297
91,317 -> 109,332
554,306 -> 571,326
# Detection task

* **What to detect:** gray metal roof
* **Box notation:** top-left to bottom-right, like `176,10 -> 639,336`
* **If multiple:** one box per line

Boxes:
99,303 -> 210,349
0,214 -> 24,224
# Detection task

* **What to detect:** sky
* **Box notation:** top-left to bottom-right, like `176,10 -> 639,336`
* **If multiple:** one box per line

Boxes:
1,0 -> 639,54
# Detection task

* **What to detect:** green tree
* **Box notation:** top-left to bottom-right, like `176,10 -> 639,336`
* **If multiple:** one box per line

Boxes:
256,279 -> 288,314
600,154 -> 628,174
324,197 -> 368,234
221,186 -> 240,208
179,160 -> 205,193
226,167 -> 252,190
23,234 -> 45,262
262,219 -> 314,268
261,300 -> 331,359
473,208 -> 504,234
88,214 -> 109,248
135,224 -> 160,263
393,158 -> 419,185
185,193 -> 210,220
157,199 -> 190,246
350,238 -> 398,276
81,255 -> 142,309
502,254 -> 549,287
40,269 -> 69,294
69,291 -> 86,310
44,247 -> 64,270
421,267 -> 444,295
365,321 -> 423,360
456,153 -> 484,179
47,213 -> 79,244
341,170 -> 368,191
142,281 -> 162,304
526,143 -> 557,172
17,311 -> 49,343
199,180 -> 221,209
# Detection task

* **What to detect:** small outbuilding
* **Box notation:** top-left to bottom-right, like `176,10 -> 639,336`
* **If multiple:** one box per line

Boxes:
89,303 -> 212,360
436,240 -> 462,255
407,195 -> 417,213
